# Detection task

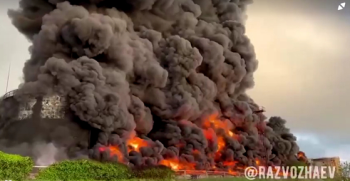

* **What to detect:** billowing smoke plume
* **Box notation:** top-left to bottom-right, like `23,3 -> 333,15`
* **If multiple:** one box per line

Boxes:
3,0 -> 301,170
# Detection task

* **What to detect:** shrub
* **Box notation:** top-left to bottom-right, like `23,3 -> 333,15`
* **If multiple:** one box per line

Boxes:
36,159 -> 132,181
132,165 -> 175,180
0,151 -> 34,180
338,161 -> 350,180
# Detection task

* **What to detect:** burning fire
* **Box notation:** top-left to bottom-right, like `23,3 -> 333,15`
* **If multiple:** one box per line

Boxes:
99,146 -> 124,162
297,151 -> 306,159
99,135 -> 151,162
159,158 -> 196,170
127,136 -> 149,152
217,136 -> 225,151
297,151 -> 308,163
203,113 -> 239,146
255,159 -> 261,166
97,113 -> 303,176
203,113 -> 237,139
223,161 -> 237,167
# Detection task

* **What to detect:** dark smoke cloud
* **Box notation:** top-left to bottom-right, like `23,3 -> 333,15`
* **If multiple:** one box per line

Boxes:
1,0 -> 301,169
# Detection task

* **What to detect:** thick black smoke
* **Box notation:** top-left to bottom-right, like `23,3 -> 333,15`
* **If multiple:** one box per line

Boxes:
3,0 -> 300,169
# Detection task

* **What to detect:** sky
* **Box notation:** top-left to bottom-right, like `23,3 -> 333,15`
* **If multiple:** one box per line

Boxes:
0,0 -> 349,161
246,0 -> 350,161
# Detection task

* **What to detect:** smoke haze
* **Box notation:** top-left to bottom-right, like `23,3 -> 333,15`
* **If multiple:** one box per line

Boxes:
0,141 -> 68,165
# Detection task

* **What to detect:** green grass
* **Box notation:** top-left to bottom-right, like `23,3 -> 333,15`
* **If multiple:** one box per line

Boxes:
36,159 -> 131,180
28,180 -> 174,181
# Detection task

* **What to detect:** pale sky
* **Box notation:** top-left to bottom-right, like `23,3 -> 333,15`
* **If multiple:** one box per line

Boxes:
0,0 -> 349,161
246,0 -> 350,161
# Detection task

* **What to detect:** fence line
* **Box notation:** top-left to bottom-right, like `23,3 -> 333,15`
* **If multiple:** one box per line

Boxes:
175,169 -> 244,177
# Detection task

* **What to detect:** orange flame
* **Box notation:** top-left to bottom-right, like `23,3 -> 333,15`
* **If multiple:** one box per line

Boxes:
223,161 -> 237,167
255,158 -> 261,166
96,112 -> 299,177
127,136 -> 149,152
202,128 -> 215,141
99,146 -> 124,162
297,151 -> 306,159
193,149 -> 200,155
203,113 -> 239,141
217,136 -> 225,152
203,113 -> 231,132
159,158 -> 195,170
228,168 -> 239,175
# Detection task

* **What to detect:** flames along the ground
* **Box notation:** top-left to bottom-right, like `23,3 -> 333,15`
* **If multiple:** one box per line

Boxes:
98,113 -> 306,175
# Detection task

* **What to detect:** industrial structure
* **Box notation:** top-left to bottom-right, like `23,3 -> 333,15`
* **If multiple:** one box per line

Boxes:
309,157 -> 341,176
309,157 -> 341,168
0,89 -> 92,159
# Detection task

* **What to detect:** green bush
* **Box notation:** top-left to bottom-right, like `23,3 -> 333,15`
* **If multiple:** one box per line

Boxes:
0,151 -> 34,180
132,165 -> 175,180
36,159 -> 132,181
